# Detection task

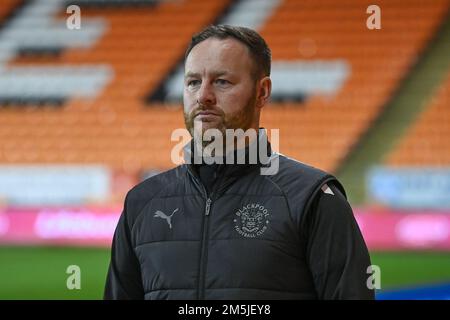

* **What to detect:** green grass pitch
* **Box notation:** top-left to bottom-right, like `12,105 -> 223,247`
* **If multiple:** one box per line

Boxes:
0,246 -> 449,299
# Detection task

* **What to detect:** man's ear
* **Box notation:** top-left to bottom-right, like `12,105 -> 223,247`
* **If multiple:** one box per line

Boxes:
257,76 -> 272,108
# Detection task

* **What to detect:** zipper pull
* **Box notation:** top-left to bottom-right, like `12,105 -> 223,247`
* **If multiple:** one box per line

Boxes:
205,198 -> 212,216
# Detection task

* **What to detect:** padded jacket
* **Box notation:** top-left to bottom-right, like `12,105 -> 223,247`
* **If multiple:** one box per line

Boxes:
104,148 -> 374,300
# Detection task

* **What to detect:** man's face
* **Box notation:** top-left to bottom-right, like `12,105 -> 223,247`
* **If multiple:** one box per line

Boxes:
183,38 -> 259,141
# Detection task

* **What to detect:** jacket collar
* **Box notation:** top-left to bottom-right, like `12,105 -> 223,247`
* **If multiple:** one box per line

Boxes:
184,128 -> 274,195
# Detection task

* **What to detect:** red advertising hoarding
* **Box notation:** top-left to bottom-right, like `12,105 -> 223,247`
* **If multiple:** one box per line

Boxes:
0,207 -> 449,250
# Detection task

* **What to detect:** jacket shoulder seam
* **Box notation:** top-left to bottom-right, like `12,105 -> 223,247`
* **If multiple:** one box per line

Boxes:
264,175 -> 301,243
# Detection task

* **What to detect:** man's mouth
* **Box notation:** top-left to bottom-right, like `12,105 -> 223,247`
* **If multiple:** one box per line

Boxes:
196,111 -> 219,116
195,111 -> 221,121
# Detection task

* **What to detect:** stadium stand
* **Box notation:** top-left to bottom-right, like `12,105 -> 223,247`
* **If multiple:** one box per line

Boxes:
0,0 -> 21,22
258,0 -> 450,172
0,0 -> 449,201
386,70 -> 450,166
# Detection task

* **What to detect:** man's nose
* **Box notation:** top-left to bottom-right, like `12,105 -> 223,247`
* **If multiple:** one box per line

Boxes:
197,82 -> 216,107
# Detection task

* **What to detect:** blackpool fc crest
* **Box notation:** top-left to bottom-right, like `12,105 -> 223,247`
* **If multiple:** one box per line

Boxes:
234,203 -> 270,238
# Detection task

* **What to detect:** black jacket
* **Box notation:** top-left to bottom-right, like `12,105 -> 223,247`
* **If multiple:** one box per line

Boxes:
104,145 -> 374,300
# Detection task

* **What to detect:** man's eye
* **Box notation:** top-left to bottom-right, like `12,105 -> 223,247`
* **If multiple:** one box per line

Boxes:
215,79 -> 230,86
187,80 -> 200,87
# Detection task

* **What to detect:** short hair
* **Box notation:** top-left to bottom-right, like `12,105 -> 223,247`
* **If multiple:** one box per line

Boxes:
185,24 -> 271,79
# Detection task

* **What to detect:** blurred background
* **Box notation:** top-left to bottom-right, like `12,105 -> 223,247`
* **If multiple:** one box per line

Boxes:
0,0 -> 449,299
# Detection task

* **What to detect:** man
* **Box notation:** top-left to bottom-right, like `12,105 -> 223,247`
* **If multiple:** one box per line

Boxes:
104,25 -> 375,300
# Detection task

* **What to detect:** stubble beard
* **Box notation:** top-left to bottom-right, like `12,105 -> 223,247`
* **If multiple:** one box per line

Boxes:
184,91 -> 257,153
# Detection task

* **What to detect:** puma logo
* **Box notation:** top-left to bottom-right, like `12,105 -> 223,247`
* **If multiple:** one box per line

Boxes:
153,208 -> 179,229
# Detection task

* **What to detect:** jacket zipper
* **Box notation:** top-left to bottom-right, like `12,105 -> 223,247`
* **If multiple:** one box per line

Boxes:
197,197 -> 212,300
187,166 -> 227,300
